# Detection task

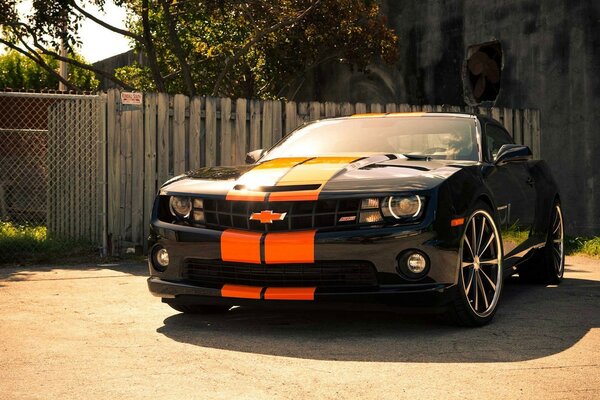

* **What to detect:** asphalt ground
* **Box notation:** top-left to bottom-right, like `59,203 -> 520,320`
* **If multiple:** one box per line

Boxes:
1,255 -> 599,399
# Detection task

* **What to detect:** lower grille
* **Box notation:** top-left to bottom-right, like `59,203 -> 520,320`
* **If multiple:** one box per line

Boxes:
183,259 -> 378,288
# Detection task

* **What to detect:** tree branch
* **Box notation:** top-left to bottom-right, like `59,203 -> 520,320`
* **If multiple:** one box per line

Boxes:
141,0 -> 165,91
159,0 -> 196,96
211,0 -> 321,96
0,38 -> 81,91
69,0 -> 143,42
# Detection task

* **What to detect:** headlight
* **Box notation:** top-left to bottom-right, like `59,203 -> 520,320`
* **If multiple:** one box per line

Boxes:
382,195 -> 424,220
169,196 -> 192,218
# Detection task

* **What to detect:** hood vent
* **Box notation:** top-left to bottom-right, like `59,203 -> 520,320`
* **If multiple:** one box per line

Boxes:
233,184 -> 321,192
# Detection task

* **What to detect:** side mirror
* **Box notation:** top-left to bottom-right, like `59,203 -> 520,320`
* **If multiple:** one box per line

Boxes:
494,144 -> 532,165
245,149 -> 266,164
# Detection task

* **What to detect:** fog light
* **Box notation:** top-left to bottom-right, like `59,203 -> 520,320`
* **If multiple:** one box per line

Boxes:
152,246 -> 169,271
396,250 -> 430,280
156,248 -> 169,266
407,253 -> 427,274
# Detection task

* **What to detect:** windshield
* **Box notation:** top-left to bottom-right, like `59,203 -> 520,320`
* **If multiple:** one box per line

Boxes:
263,116 -> 479,161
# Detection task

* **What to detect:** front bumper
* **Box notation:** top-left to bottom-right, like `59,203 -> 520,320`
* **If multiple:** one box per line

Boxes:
148,277 -> 456,308
147,218 -> 460,308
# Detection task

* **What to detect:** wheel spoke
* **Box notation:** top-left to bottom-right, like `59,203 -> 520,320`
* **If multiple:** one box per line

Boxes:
479,267 -> 497,290
479,258 -> 499,265
476,272 -> 489,309
553,216 -> 561,234
465,268 -> 475,294
479,233 -> 495,257
461,261 -> 474,268
474,273 -> 479,311
553,239 -> 562,244
471,217 -> 477,256
553,246 -> 561,259
477,217 -> 486,255
464,236 -> 475,259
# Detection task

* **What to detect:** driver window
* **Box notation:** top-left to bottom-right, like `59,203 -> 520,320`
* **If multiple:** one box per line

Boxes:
485,124 -> 513,161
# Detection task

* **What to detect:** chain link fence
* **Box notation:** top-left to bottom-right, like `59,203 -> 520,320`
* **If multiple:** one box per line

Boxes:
0,92 -> 104,263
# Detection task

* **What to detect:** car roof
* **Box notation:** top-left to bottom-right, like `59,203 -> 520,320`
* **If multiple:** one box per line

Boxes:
339,111 -> 505,128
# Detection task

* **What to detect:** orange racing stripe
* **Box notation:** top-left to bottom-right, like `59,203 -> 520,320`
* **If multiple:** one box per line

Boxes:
264,287 -> 316,301
220,229 -> 262,264
269,156 -> 361,201
350,112 -> 426,118
264,230 -> 316,264
221,284 -> 262,299
226,157 -> 310,201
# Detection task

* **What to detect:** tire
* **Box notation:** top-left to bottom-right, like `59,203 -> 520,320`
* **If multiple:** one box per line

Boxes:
519,200 -> 564,284
168,303 -> 231,314
447,202 -> 504,326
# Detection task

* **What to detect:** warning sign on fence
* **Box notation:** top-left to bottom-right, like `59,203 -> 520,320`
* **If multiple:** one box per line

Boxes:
121,92 -> 143,105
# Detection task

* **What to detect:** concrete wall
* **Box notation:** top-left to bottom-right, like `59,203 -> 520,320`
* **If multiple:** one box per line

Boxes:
294,0 -> 599,235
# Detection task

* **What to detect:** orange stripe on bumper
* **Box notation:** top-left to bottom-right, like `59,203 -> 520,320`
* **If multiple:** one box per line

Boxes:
221,229 -> 262,264
264,230 -> 316,264
221,284 -> 262,299
264,287 -> 316,301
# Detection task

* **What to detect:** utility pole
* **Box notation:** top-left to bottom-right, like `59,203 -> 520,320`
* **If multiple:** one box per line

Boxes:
58,9 -> 68,91
59,39 -> 68,91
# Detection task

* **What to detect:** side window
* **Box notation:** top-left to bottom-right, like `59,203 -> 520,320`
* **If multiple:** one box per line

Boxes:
485,124 -> 513,161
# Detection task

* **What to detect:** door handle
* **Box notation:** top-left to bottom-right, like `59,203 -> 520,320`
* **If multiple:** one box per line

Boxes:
526,176 -> 535,187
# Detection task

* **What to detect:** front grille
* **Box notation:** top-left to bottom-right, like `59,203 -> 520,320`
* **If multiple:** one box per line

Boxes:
183,259 -> 379,288
201,198 -> 363,232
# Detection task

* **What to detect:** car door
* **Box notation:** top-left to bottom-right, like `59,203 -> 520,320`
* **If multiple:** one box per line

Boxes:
482,123 -> 536,262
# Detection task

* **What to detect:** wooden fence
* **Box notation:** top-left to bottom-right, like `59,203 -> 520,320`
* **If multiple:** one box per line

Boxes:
105,89 -> 541,254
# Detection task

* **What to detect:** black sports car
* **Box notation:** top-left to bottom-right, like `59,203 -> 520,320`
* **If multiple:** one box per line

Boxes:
147,112 -> 564,326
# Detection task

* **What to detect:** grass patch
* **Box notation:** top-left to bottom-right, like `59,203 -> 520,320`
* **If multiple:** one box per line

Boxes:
565,236 -> 600,258
0,222 -> 96,265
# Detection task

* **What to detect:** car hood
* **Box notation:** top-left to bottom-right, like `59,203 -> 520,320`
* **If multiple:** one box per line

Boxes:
160,154 -> 476,197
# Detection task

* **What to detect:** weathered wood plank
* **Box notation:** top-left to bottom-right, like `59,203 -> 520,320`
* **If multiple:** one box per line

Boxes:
399,104 -> 411,113
513,109 -> 523,145
143,93 -> 157,252
172,94 -> 187,174
297,102 -> 309,123
531,109 -> 541,159
249,99 -> 261,151
205,97 -> 217,166
491,107 -> 501,123
156,92 -> 170,186
219,97 -> 232,165
285,101 -> 297,134
523,109 -> 533,151
272,100 -> 283,144
189,96 -> 201,170
325,102 -> 337,118
355,103 -> 367,114
131,105 -> 144,245
262,101 -> 273,149
503,107 -> 513,137
370,103 -> 383,113
309,101 -> 320,121
340,102 -> 354,116
107,90 -> 120,254
234,98 -> 247,164
121,110 -> 132,243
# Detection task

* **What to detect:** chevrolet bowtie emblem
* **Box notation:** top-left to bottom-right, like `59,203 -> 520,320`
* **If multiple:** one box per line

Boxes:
250,210 -> 287,224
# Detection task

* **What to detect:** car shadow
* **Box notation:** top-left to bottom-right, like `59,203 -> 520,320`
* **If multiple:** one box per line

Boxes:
0,261 -> 148,285
157,273 -> 600,363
